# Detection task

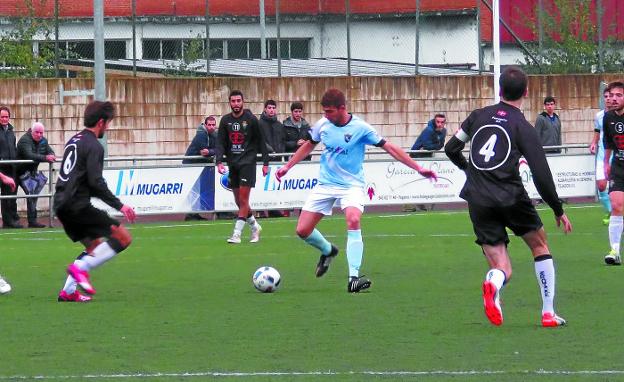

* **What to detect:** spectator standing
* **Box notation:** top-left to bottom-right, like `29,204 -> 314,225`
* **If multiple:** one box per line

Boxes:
183,116 -> 218,164
535,96 -> 562,153
410,114 -> 447,158
0,106 -> 22,228
258,100 -> 284,160
16,122 -> 56,228
183,116 -> 218,221
283,102 -> 311,159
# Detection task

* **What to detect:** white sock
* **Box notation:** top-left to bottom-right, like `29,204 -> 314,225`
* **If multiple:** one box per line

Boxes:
62,275 -> 77,294
609,215 -> 623,253
233,219 -> 246,235
81,242 -> 118,269
534,255 -> 555,315
485,268 -> 506,291
246,215 -> 260,230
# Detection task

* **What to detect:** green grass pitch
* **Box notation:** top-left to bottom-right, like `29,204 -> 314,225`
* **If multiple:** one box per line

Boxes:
0,204 -> 621,381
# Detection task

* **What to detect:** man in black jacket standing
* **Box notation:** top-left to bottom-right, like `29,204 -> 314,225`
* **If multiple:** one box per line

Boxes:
55,100 -> 136,302
0,106 -> 22,228
215,90 -> 269,244
17,122 -> 56,228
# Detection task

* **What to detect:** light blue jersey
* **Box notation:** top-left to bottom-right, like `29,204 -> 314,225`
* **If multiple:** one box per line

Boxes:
595,110 -> 606,161
310,115 -> 383,188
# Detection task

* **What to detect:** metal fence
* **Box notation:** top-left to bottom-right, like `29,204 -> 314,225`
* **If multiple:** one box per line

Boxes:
1,0 -> 483,78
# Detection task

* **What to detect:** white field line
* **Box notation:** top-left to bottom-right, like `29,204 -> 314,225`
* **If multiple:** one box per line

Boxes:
2,369 -> 624,380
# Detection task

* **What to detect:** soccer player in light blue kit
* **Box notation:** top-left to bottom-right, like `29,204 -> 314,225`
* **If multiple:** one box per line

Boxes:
589,87 -> 614,226
276,88 -> 437,292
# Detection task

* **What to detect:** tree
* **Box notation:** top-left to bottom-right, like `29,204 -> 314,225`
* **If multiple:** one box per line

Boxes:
519,0 -> 623,74
0,0 -> 56,78
164,37 -> 207,77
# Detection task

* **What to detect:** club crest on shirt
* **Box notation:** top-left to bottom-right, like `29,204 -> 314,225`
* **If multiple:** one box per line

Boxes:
344,134 -> 352,143
496,110 -> 507,117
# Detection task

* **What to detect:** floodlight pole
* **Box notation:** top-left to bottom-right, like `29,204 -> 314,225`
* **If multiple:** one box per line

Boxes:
414,0 -> 420,75
94,0 -> 106,101
492,0 -> 500,103
260,0 -> 267,59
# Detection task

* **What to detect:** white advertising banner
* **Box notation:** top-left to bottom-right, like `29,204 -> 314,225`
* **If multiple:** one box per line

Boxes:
214,155 -> 596,211
214,164 -> 321,211
93,166 -> 215,215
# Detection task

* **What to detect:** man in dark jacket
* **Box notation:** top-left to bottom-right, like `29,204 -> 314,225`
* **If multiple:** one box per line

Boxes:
183,116 -> 217,221
258,100 -> 284,160
535,96 -> 562,153
183,116 -> 217,164
410,114 -> 447,158
0,106 -> 22,228
17,122 -> 56,228
282,101 -> 311,160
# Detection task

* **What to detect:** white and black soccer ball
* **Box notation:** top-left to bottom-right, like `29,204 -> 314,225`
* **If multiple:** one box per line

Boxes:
252,266 -> 281,293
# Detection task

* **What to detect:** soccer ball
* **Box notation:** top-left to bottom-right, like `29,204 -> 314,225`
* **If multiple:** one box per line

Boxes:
252,266 -> 281,293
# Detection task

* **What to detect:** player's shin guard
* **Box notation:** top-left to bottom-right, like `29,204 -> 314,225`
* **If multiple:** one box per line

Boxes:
534,255 -> 555,315
303,229 -> 332,255
346,229 -> 363,278
609,216 -> 623,253
599,190 -> 612,214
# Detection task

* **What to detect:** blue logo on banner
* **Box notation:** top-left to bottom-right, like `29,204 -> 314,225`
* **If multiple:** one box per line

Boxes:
263,166 -> 317,191
115,169 -> 183,196
220,172 -> 231,191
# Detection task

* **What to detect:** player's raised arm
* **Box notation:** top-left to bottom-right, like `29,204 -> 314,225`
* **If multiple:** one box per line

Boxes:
380,141 -> 437,181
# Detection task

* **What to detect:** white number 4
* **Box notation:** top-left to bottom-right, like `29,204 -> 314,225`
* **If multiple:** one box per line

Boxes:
478,134 -> 497,162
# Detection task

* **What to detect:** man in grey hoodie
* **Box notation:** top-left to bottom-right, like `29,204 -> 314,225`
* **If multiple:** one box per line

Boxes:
535,96 -> 562,153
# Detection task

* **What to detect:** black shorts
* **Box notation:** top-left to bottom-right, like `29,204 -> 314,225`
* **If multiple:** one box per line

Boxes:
609,165 -> 624,192
56,205 -> 120,242
228,163 -> 256,188
467,195 -> 543,246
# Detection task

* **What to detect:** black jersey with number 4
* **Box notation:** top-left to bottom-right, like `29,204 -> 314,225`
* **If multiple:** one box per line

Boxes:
54,129 -> 123,213
445,102 -> 563,216
602,111 -> 624,177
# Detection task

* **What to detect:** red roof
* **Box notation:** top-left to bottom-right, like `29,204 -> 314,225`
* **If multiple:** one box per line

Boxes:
1,0 -> 622,42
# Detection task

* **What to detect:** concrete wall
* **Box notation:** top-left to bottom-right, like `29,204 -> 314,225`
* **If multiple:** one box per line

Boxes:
0,74 -> 617,158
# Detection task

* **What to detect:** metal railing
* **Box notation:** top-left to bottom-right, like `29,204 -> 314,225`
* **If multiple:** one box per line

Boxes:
0,143 -> 594,226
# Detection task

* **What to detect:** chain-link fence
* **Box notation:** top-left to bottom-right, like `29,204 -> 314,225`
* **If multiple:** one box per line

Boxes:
1,0 -> 622,78
483,0 -> 624,74
1,0 -> 484,78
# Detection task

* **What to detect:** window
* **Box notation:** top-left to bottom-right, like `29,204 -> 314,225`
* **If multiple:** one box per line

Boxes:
227,40 -> 248,59
105,40 -> 126,60
161,40 -> 182,60
208,39 -> 224,59
143,40 -> 160,60
69,41 -> 94,59
267,39 -> 310,59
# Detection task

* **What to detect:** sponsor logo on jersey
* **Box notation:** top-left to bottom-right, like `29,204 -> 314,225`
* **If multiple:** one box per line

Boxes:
496,110 -> 507,117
